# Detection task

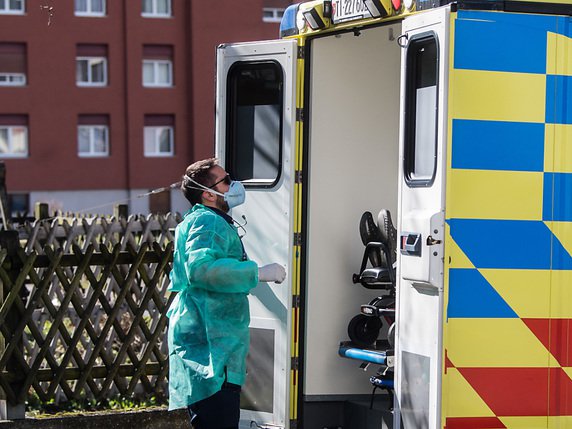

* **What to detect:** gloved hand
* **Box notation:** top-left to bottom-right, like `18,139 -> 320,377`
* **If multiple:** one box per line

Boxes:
258,263 -> 286,284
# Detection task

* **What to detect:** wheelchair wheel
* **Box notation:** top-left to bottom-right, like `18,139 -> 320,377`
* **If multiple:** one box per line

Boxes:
387,322 -> 396,348
348,314 -> 382,347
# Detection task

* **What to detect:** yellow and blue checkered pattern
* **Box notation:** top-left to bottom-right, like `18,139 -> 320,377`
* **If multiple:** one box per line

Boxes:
443,9 -> 572,429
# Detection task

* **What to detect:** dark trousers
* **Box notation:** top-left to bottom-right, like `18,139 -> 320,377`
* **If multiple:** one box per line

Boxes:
188,383 -> 241,429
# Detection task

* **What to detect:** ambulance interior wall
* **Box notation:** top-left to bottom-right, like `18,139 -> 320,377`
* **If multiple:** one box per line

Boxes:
304,23 -> 402,397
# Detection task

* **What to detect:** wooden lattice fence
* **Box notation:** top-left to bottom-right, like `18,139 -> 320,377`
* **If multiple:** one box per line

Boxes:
0,213 -> 181,408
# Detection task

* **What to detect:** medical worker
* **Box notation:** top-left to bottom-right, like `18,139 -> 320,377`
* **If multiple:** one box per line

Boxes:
167,158 -> 286,429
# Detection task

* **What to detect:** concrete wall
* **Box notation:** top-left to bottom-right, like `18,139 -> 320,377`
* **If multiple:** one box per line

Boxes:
30,187 -> 189,216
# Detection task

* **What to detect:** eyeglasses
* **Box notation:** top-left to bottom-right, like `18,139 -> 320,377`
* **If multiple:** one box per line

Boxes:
210,174 -> 231,189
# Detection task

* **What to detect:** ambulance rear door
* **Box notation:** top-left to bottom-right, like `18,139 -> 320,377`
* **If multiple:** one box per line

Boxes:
215,39 -> 297,429
396,6 -> 450,429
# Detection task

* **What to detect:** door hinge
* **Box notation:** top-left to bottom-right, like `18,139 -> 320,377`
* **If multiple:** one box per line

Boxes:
296,108 -> 304,123
293,232 -> 302,246
297,45 -> 304,60
295,170 -> 303,184
291,356 -> 299,371
292,294 -> 301,308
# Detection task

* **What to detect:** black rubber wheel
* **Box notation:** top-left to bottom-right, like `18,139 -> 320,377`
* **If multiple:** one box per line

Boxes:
348,314 -> 382,347
388,322 -> 396,348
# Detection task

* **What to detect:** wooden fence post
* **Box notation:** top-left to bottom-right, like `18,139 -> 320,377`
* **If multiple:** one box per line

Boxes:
34,202 -> 50,221
114,204 -> 128,219
0,230 -> 26,420
0,163 -> 9,229
0,233 -> 4,421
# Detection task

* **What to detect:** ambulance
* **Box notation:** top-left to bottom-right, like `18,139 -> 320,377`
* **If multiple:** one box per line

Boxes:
213,0 -> 572,427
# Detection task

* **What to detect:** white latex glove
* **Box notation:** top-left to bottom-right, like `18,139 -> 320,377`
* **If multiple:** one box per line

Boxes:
258,263 -> 286,284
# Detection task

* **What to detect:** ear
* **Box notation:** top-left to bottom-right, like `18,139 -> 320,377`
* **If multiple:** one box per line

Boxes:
201,190 -> 216,204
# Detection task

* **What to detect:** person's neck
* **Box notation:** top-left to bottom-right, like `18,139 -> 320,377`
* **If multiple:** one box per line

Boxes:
202,201 -> 228,214
202,201 -> 218,210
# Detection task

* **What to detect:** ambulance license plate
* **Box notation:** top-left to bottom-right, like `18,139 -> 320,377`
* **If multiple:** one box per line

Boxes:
332,0 -> 372,24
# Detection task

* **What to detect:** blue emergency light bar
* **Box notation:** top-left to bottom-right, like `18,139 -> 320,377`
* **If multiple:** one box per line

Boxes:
280,3 -> 300,38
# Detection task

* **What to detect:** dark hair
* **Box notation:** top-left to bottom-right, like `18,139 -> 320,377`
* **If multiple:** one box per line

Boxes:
181,158 -> 218,205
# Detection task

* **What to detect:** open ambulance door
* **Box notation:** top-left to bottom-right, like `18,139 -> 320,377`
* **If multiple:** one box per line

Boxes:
396,6 -> 449,429
215,39 -> 297,428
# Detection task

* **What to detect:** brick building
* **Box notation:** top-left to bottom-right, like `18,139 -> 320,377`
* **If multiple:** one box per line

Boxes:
0,0 -> 291,216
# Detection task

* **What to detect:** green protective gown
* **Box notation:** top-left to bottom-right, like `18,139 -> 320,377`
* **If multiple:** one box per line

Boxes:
167,204 -> 259,410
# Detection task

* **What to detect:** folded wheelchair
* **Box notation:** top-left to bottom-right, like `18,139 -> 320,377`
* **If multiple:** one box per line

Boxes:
338,209 -> 397,409
348,209 -> 397,348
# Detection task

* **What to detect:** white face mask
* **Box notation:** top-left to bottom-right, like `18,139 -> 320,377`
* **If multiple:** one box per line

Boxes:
184,176 -> 246,209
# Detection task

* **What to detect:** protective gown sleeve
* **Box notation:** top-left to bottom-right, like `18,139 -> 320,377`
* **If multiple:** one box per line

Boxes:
184,219 -> 258,294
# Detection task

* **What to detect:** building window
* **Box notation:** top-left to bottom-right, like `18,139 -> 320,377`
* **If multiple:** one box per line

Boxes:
143,60 -> 172,87
143,45 -> 173,87
0,116 -> 28,158
142,0 -> 171,17
0,43 -> 26,86
75,0 -> 106,16
263,8 -> 285,22
76,44 -> 108,86
0,73 -> 25,85
78,125 -> 108,156
78,115 -> 109,157
76,57 -> 107,86
144,115 -> 174,157
0,0 -> 25,14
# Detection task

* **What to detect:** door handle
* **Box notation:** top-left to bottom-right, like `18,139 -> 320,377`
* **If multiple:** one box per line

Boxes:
426,235 -> 442,246
401,232 -> 422,256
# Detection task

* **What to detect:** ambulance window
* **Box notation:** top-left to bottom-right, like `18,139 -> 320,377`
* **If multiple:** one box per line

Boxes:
404,34 -> 438,186
226,61 -> 283,187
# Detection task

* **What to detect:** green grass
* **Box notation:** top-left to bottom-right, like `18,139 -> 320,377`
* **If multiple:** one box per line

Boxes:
26,392 -> 168,418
